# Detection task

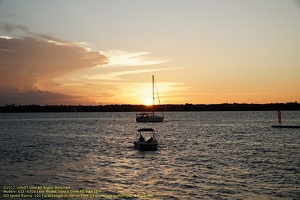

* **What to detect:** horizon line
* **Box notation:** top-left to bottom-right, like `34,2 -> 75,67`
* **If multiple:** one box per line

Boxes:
1,102 -> 299,107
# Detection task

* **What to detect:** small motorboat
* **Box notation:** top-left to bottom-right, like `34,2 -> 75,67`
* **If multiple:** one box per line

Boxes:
133,128 -> 158,151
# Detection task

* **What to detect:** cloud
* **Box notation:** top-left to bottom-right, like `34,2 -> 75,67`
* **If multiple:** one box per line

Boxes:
0,24 -> 108,105
96,67 -> 181,81
102,50 -> 169,67
53,49 -> 172,84
0,23 -> 175,105
0,36 -> 107,90
0,89 -> 97,106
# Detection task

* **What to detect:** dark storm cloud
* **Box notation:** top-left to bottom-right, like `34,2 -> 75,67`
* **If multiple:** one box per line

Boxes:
0,24 -> 108,105
0,89 -> 95,105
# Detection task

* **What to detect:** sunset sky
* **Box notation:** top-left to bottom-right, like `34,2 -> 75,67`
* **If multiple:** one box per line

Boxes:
0,0 -> 299,105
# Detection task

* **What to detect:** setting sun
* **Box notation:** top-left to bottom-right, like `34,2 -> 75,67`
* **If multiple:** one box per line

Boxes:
144,98 -> 153,106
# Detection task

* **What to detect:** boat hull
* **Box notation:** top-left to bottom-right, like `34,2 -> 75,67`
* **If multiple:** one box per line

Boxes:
134,141 -> 158,151
271,125 -> 300,128
136,115 -> 164,122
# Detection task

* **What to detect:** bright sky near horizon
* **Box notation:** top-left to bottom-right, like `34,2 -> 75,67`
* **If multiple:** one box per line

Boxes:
0,0 -> 299,105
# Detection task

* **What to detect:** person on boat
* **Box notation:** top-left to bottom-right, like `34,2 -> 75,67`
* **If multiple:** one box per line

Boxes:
147,137 -> 153,143
139,135 -> 145,142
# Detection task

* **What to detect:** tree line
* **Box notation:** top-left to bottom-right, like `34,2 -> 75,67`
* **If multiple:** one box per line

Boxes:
0,102 -> 299,112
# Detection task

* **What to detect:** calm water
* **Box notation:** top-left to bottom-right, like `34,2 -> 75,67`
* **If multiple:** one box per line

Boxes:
0,111 -> 299,199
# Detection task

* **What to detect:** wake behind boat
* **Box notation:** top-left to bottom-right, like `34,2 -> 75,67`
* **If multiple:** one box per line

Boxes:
136,75 -> 164,122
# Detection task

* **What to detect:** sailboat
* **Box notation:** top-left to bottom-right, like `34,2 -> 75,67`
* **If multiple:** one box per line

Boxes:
136,75 -> 164,122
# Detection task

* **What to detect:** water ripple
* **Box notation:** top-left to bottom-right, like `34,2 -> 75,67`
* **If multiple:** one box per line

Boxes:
0,111 -> 299,199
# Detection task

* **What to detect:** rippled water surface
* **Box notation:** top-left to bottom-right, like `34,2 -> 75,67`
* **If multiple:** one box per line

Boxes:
0,111 -> 299,199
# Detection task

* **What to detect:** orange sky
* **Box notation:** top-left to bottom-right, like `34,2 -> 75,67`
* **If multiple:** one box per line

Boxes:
0,0 -> 299,105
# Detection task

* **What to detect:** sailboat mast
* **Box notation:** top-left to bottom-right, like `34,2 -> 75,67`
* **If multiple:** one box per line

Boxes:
152,75 -> 154,115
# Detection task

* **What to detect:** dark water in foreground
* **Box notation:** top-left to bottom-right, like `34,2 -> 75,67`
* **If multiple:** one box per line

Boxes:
0,111 -> 299,199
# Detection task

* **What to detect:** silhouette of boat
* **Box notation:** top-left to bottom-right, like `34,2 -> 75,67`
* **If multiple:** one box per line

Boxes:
133,128 -> 158,151
136,75 -> 164,122
271,125 -> 300,128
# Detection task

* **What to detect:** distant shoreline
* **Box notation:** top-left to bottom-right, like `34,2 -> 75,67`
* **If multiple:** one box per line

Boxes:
0,102 -> 299,112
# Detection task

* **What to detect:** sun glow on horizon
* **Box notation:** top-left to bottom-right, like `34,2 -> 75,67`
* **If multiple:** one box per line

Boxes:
144,98 -> 153,106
